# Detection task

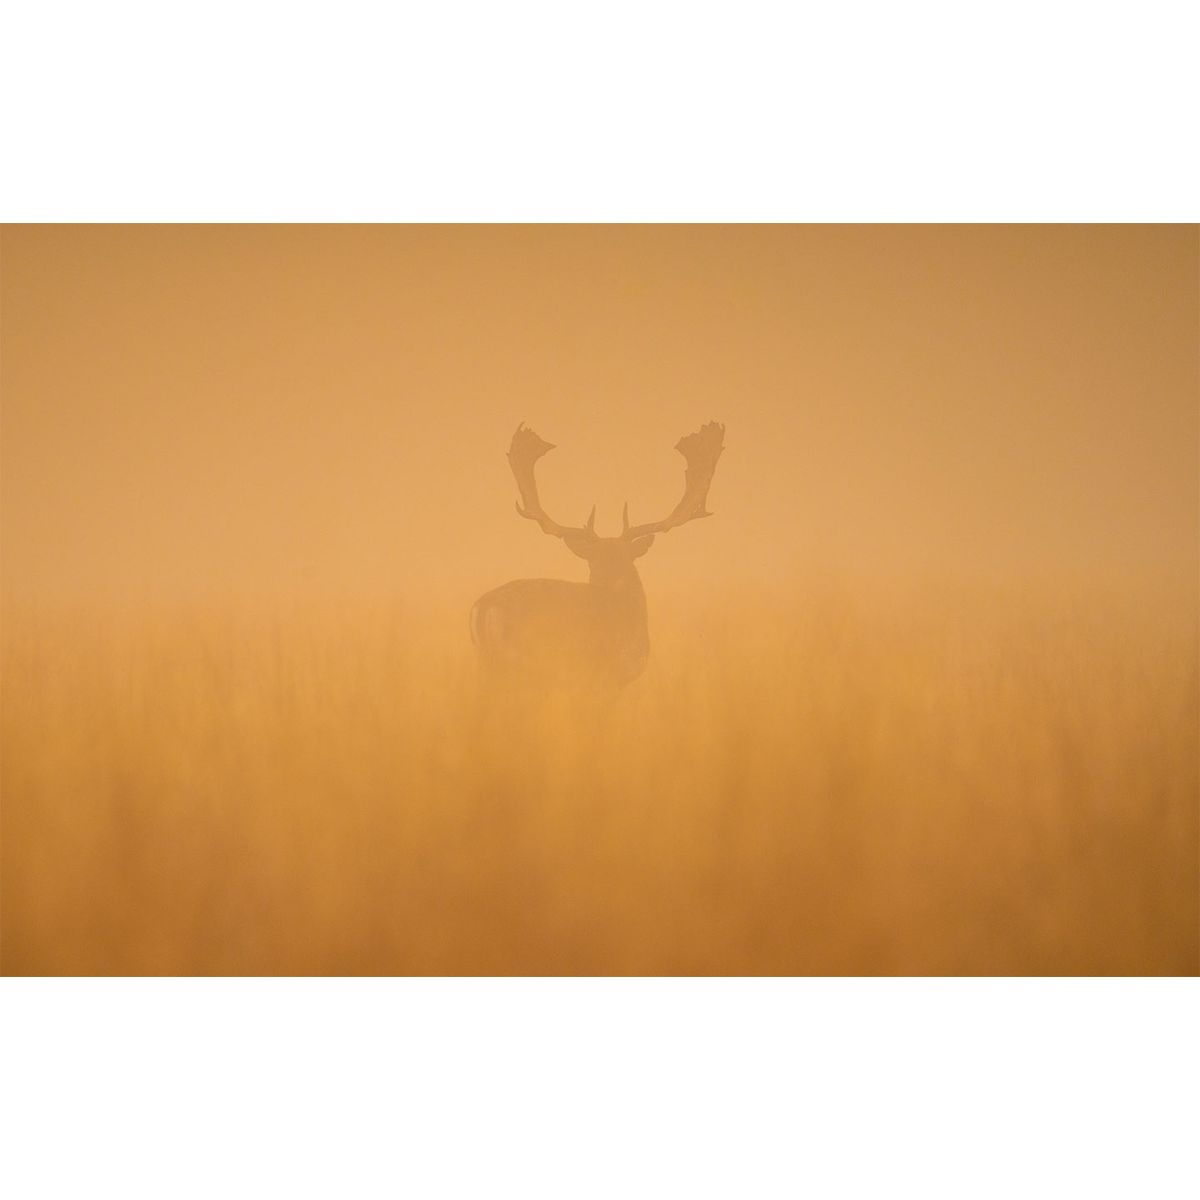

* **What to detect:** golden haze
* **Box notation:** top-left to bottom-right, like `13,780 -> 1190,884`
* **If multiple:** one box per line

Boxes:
2,225 -> 1197,973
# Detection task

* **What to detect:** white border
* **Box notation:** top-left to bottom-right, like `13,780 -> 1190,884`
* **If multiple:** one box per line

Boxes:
1,980 -> 1197,1197
1,3 -> 1197,221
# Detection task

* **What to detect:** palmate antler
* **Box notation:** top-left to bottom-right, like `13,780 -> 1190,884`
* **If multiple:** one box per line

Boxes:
508,423 -> 597,541
622,421 -> 725,540
508,420 -> 725,542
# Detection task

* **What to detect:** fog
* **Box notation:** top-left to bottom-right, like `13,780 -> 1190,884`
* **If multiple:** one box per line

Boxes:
4,225 -> 1195,610
2,225 -> 1196,974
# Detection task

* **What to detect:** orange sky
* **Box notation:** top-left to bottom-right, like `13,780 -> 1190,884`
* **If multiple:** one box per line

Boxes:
2,225 -> 1196,610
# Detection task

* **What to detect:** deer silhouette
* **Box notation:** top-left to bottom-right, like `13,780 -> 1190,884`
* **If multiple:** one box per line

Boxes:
471,421 -> 725,688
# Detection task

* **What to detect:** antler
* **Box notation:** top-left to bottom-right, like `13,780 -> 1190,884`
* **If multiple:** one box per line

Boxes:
508,423 -> 598,541
622,421 -> 725,540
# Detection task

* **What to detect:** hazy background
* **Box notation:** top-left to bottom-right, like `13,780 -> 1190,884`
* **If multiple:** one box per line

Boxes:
3,225 -> 1196,612
2,225 -> 1197,975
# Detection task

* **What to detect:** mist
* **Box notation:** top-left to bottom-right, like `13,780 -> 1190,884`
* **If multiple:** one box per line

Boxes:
2,225 -> 1196,974
4,225 -> 1195,610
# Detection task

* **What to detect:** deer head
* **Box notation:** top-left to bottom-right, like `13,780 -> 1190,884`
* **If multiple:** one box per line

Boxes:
507,421 -> 726,580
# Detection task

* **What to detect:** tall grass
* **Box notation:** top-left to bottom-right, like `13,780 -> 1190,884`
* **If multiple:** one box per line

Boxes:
2,585 -> 1196,974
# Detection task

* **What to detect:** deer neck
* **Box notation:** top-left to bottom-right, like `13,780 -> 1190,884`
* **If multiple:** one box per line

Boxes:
587,561 -> 646,608
587,560 -> 649,679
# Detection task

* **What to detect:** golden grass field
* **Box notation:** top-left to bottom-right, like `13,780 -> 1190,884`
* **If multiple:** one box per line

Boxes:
2,583 -> 1196,975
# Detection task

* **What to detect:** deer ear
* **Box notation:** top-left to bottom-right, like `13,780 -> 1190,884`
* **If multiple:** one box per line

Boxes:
630,534 -> 655,558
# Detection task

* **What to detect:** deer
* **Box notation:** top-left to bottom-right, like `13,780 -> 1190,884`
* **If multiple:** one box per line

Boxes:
470,421 -> 725,689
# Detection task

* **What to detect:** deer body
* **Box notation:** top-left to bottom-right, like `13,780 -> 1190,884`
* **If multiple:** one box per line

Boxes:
472,562 -> 650,688
472,421 -> 724,689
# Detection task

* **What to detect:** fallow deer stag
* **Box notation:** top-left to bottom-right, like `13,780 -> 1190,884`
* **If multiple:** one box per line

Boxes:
470,421 -> 725,688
